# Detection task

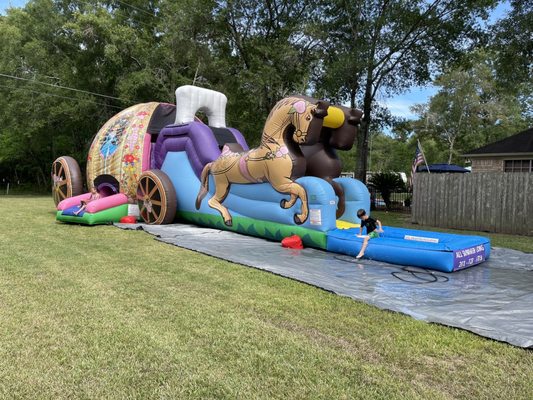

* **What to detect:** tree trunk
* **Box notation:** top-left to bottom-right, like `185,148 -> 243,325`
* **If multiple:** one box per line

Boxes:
355,121 -> 368,183
36,169 -> 42,188
350,89 -> 356,109
382,190 -> 391,210
355,89 -> 373,183
447,138 -> 455,164
38,165 -> 47,189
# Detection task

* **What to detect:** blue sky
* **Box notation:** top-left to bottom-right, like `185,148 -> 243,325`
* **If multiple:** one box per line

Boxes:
2,0 -> 512,120
381,86 -> 438,120
0,0 -> 27,13
382,1 -> 511,120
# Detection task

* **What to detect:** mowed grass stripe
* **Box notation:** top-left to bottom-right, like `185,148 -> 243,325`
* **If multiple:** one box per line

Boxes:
0,196 -> 531,399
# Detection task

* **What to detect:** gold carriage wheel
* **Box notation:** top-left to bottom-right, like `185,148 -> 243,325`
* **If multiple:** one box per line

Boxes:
136,170 -> 177,225
51,156 -> 83,206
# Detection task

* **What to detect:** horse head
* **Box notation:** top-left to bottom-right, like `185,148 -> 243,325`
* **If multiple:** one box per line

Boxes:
287,98 -> 329,146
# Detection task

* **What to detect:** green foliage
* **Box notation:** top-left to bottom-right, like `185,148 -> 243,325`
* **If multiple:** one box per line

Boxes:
492,1 -> 533,97
410,51 -> 529,164
0,0 -> 156,185
209,0 -> 322,144
368,171 -> 405,210
368,132 -> 411,173
0,0 -> 527,190
313,0 -> 499,181
0,0 -> 322,185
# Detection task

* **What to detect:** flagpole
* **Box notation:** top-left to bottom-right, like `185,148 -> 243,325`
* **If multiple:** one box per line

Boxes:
417,139 -> 431,174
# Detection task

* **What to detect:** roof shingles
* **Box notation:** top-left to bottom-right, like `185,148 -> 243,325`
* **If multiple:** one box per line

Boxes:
464,128 -> 533,156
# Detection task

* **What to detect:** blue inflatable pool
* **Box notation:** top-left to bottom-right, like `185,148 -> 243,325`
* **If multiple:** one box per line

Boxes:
326,226 -> 490,273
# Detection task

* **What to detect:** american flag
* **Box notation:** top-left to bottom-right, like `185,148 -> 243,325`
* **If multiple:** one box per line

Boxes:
409,141 -> 426,188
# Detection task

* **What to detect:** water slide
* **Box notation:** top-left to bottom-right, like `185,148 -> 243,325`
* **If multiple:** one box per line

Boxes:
54,85 -> 489,272
153,121 -> 369,249
153,120 -> 490,272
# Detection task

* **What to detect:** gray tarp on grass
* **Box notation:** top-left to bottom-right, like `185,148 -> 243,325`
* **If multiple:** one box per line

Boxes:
116,223 -> 533,348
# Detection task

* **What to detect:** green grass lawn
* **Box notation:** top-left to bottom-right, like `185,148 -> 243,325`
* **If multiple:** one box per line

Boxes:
0,196 -> 532,399
372,211 -> 533,253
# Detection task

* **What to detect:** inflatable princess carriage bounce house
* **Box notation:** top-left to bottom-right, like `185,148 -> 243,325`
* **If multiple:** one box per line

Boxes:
52,85 -> 490,273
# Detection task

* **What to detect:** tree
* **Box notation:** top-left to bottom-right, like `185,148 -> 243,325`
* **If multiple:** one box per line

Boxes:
411,51 -> 528,164
0,0 -> 325,186
367,132 -> 411,173
491,1 -> 533,119
209,0 -> 322,144
0,1 -> 146,184
0,0 -> 212,186
0,0 -> 516,189
368,171 -> 405,210
314,0 -> 498,182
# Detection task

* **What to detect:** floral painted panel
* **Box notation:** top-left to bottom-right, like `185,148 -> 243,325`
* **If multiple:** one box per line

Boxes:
86,102 -> 160,198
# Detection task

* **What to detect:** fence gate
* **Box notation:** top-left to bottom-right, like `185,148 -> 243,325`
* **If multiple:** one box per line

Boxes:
412,172 -> 533,236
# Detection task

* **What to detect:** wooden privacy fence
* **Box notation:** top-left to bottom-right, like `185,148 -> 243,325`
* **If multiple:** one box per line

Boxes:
412,172 -> 533,236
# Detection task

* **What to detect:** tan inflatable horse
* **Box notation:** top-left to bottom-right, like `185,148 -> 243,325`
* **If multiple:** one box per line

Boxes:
195,97 -> 329,226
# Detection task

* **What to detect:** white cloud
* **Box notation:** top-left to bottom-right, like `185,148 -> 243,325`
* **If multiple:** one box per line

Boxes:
383,99 -> 416,119
379,85 -> 438,120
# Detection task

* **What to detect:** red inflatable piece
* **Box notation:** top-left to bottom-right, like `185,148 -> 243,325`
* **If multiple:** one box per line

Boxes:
120,215 -> 137,224
281,235 -> 304,249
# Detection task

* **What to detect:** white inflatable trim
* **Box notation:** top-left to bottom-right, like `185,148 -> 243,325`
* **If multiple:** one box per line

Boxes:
175,85 -> 227,128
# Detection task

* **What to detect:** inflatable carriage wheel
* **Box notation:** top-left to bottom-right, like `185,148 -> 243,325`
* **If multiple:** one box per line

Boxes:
136,170 -> 177,224
51,156 -> 83,206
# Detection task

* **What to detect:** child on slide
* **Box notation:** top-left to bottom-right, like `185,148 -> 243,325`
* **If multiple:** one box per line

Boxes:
74,187 -> 101,215
356,209 -> 383,259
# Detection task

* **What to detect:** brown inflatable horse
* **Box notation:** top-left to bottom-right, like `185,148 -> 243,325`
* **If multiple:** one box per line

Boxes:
298,97 -> 363,219
195,97 -> 329,226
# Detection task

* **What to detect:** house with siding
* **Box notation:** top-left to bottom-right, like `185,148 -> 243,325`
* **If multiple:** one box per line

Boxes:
463,127 -> 533,172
